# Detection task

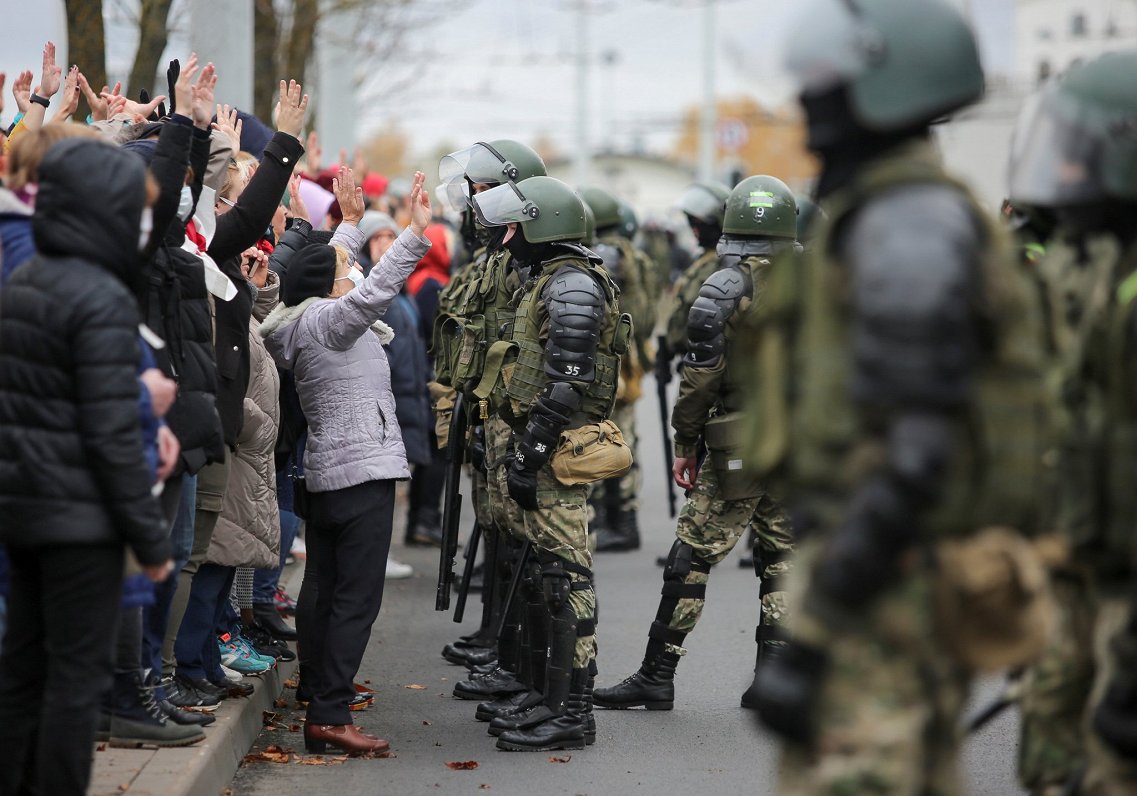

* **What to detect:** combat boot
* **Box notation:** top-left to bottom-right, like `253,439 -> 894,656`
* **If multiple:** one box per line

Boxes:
593,649 -> 680,710
109,671 -> 205,748
441,632 -> 495,665
741,624 -> 782,710
496,668 -> 589,752
453,665 -> 526,700
461,647 -> 498,669
476,690 -> 533,722
596,509 -> 641,552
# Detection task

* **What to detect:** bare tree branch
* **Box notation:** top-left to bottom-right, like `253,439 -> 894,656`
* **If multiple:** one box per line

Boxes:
127,0 -> 176,98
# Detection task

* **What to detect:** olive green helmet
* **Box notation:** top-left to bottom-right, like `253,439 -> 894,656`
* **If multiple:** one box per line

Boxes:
579,187 -> 622,231
438,140 -> 547,211
722,175 -> 798,239
1009,51 -> 1137,206
795,194 -> 825,247
582,202 -> 597,246
783,0 -> 984,132
472,176 -> 587,244
617,201 -> 638,239
675,181 -> 731,229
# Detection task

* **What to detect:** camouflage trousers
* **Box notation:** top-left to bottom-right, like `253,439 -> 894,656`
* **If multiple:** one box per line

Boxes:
484,416 -> 597,668
665,465 -> 792,651
1019,574 -> 1137,796
590,399 -> 641,514
777,541 -> 969,796
468,463 -> 495,532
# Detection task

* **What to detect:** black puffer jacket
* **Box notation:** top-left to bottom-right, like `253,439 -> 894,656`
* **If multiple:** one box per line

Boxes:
0,139 -> 170,564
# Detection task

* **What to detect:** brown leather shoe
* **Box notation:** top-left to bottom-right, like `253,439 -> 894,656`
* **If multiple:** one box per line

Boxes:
304,723 -> 389,755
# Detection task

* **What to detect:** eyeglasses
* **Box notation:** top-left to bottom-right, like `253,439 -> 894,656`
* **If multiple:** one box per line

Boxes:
217,196 -> 236,208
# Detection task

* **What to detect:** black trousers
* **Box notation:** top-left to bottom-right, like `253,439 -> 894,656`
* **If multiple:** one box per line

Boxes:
304,479 -> 395,725
0,543 -> 124,796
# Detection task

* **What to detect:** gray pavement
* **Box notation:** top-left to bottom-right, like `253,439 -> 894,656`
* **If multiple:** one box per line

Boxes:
229,379 -> 1029,796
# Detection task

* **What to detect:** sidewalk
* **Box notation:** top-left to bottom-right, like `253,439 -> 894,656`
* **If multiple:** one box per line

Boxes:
88,565 -> 302,796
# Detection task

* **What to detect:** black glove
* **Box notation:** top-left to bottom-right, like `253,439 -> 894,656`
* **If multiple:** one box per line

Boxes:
507,463 -> 539,511
469,424 -> 486,472
753,640 -> 829,744
1093,681 -> 1137,757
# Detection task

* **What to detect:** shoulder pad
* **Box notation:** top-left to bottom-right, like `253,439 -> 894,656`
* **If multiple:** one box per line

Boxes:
685,265 -> 751,368
847,184 -> 982,409
543,266 -> 606,383
551,242 -> 603,265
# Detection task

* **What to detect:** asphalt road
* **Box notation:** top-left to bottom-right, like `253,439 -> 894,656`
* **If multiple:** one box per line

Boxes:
231,378 -> 1027,796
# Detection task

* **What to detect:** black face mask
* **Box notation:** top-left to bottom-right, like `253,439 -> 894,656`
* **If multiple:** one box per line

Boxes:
1057,201 -> 1137,241
478,222 -> 509,253
505,228 -> 550,267
688,216 -> 721,251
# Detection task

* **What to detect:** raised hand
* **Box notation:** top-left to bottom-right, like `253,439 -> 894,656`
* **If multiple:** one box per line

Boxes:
304,130 -> 322,176
332,167 -> 365,226
103,83 -> 166,122
79,74 -> 116,121
211,103 -> 243,151
275,79 -> 308,139
287,174 -> 310,223
38,41 -> 62,98
172,54 -> 198,120
408,171 -> 431,237
191,61 -> 216,129
51,65 -> 80,121
12,70 -> 33,114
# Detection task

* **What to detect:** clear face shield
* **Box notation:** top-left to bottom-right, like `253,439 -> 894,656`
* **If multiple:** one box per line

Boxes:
470,181 -> 541,227
1008,91 -> 1109,207
782,0 -> 876,97
438,142 -> 522,210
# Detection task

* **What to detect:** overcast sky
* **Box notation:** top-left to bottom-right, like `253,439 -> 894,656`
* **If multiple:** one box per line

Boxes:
1,0 -> 1016,158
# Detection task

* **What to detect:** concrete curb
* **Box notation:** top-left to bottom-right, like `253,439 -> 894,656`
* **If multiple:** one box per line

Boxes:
88,566 -> 302,796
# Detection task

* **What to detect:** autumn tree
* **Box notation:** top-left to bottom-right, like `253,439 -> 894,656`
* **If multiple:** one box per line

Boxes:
63,0 -> 108,119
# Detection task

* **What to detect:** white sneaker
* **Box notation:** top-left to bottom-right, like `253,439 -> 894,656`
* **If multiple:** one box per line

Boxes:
290,536 -> 307,560
386,558 -> 413,579
219,665 -> 244,684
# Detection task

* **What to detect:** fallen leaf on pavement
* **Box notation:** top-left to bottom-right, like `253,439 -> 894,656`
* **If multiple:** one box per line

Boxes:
262,710 -> 281,726
289,723 -> 301,732
273,697 -> 288,709
297,755 -> 347,766
422,720 -> 432,726
446,760 -> 479,770
364,679 -> 372,684
95,743 -> 107,752
244,745 -> 292,764
283,677 -> 299,689
548,755 -> 572,763
479,785 -> 491,790
405,684 -> 427,690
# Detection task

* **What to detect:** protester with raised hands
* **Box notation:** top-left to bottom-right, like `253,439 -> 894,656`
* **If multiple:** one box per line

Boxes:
259,169 -> 432,757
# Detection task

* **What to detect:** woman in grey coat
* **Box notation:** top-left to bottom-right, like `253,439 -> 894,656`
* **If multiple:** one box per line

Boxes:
260,169 -> 432,756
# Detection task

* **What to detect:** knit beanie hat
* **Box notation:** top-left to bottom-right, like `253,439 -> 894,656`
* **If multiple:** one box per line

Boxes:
282,243 -> 337,306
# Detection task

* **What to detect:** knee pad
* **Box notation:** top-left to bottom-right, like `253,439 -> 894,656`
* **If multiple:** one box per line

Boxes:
756,550 -> 792,599
538,550 -> 593,613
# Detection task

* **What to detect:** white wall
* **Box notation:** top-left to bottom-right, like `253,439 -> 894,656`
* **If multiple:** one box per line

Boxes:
1016,0 -> 1137,85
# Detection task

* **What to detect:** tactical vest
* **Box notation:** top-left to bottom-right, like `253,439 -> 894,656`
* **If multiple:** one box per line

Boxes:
666,249 -> 721,357
1041,233 -> 1137,581
782,142 -> 1053,539
482,253 -> 629,429
598,234 -> 655,350
717,256 -> 773,415
432,248 -> 516,391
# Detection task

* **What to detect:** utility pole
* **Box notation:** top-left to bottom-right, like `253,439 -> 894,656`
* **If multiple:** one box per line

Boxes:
697,0 -> 717,182
316,0 -> 357,155
574,0 -> 591,187
190,0 -> 253,110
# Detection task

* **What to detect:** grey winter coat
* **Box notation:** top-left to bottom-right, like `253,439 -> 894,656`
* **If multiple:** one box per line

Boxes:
207,272 -> 282,568
259,228 -> 430,492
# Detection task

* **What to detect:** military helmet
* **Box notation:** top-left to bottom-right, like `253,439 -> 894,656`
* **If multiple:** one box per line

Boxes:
783,0 -> 984,132
579,186 -> 622,230
795,194 -> 825,247
438,139 -> 547,212
1009,51 -> 1137,206
472,176 -> 587,244
722,175 -> 798,238
617,201 -> 638,240
675,181 -> 731,229
583,202 -> 597,246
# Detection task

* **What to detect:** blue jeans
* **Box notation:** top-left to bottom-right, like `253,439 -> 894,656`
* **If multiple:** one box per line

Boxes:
173,562 -> 234,682
253,480 -> 300,606
142,474 -> 196,683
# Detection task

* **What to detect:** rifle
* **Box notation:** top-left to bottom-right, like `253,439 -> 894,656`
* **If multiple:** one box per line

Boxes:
436,391 -> 468,612
452,520 -> 482,623
655,334 -> 678,518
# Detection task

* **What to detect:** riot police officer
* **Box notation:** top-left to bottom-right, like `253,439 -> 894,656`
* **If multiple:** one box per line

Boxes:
593,176 -> 798,712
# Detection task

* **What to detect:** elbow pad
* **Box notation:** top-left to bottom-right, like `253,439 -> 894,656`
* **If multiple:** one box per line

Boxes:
514,381 -> 582,472
685,264 -> 750,368
543,267 -> 606,383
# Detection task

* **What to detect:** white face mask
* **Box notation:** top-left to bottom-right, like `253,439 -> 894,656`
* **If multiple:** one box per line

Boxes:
335,268 -> 365,290
138,207 -> 154,252
176,185 -> 194,222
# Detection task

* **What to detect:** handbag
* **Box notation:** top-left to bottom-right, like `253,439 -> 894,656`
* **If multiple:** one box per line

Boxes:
289,466 -> 310,520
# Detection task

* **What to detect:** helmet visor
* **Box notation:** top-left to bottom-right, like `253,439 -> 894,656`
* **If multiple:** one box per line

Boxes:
674,184 -> 725,225
471,181 -> 541,227
783,0 -> 874,94
1009,101 -> 1107,206
438,142 -> 522,209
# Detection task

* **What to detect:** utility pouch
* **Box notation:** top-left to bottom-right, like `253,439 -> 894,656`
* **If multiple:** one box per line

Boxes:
551,420 -> 634,486
704,412 -> 763,500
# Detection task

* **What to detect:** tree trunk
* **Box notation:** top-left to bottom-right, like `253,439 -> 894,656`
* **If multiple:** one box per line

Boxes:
127,0 -> 176,101
253,0 -> 280,121
284,0 -> 319,92
63,0 -> 107,120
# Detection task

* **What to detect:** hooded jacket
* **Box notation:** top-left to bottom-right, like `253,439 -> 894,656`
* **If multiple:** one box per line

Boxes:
0,138 -> 169,564
0,186 -> 34,284
260,228 -> 429,492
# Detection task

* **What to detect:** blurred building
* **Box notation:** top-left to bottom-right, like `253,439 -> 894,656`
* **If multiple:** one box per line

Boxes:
547,152 -> 696,222
1016,0 -> 1137,84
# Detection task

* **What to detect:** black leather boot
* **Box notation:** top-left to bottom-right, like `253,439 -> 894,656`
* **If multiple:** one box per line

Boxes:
476,689 -> 534,722
254,603 -> 298,641
453,665 -> 526,700
597,509 -> 641,552
741,624 -> 783,710
593,648 -> 680,710
496,667 -> 589,752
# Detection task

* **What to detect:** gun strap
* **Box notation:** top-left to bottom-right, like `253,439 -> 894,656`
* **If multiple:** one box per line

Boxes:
473,341 -> 518,402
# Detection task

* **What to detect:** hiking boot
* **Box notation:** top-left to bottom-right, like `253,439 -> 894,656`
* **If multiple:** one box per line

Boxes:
168,673 -> 223,712
109,671 -> 205,748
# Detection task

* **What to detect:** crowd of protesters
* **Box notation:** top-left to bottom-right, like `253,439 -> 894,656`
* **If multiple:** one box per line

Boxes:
0,43 -> 456,791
